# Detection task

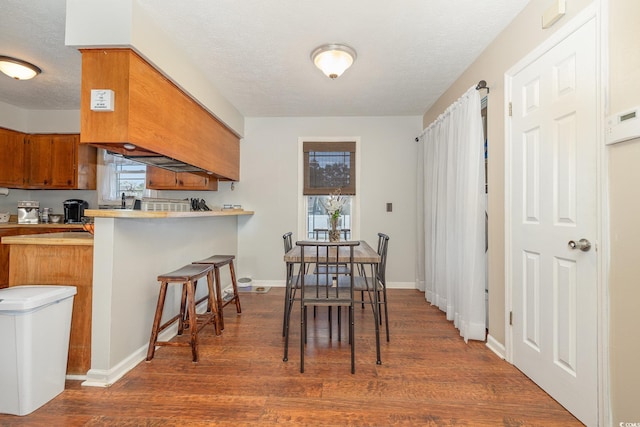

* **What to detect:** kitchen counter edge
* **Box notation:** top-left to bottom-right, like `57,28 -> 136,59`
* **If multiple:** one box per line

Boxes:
0,222 -> 84,229
2,231 -> 93,246
85,209 -> 254,219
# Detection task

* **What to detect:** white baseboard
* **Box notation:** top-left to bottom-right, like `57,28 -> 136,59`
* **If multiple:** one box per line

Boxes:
82,299 -> 212,387
486,334 -> 506,359
82,324 -> 178,388
252,279 -> 418,289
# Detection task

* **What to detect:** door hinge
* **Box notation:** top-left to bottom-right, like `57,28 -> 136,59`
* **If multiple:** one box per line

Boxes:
509,311 -> 513,326
508,102 -> 513,117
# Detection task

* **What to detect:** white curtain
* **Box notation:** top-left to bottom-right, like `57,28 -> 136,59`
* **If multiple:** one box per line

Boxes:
416,86 -> 486,342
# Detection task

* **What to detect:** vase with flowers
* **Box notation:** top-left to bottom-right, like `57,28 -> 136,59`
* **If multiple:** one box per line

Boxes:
323,188 -> 346,242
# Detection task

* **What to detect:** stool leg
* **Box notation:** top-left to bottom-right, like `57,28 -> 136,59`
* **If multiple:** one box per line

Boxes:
178,282 -> 188,335
206,270 -> 221,335
185,279 -> 199,363
146,281 -> 168,361
214,266 -> 225,330
228,260 -> 242,313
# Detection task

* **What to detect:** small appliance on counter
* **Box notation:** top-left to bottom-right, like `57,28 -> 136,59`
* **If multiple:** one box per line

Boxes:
63,199 -> 89,224
17,201 -> 39,224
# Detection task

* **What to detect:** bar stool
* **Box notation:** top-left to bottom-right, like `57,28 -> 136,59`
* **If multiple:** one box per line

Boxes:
146,263 -> 220,363
192,255 -> 242,329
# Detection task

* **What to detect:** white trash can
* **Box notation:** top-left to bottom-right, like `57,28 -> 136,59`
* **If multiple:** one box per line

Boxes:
0,285 -> 76,416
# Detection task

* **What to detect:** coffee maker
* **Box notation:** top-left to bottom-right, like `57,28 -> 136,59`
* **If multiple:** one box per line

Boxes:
63,199 -> 88,223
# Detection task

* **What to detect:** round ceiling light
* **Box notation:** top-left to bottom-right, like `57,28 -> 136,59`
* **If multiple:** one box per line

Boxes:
310,44 -> 357,79
0,55 -> 42,80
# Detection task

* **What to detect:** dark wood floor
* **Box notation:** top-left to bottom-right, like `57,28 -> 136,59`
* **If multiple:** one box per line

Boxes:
0,288 -> 582,426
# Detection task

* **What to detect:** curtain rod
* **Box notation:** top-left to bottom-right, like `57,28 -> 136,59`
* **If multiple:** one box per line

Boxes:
475,80 -> 490,93
415,81 -> 489,142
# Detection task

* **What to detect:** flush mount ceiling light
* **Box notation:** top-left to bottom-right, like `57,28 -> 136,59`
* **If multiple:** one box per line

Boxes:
311,44 -> 356,79
0,55 -> 42,80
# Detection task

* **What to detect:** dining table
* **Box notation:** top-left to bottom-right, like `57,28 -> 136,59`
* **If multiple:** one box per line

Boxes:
283,239 -> 382,364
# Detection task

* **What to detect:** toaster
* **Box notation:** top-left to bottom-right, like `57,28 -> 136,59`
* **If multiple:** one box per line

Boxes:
17,201 -> 39,224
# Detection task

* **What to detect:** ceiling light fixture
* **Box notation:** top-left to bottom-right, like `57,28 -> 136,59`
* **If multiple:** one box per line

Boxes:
311,44 -> 356,79
0,55 -> 42,80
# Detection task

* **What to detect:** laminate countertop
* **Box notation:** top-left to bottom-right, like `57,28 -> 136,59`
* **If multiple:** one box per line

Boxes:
1,232 -> 93,246
0,221 -> 84,230
85,209 -> 254,219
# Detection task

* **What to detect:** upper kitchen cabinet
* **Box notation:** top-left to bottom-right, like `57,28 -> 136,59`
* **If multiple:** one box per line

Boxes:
0,129 -> 97,190
80,49 -> 240,184
146,166 -> 218,191
0,128 -> 25,187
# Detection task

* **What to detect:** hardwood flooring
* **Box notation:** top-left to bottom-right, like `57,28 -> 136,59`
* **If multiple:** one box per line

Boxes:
0,288 -> 582,426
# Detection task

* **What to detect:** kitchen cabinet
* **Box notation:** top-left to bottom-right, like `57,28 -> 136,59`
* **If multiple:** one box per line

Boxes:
146,166 -> 218,190
0,128 -> 26,187
6,232 -> 93,375
0,226 -> 80,288
25,134 -> 96,189
0,131 -> 97,189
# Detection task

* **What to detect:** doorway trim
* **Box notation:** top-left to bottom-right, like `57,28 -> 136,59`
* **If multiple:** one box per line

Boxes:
503,2 -> 610,425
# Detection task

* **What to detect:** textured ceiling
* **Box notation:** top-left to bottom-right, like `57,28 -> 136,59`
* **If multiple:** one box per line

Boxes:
0,0 -> 529,117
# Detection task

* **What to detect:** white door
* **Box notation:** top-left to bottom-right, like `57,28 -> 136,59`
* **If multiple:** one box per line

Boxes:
508,17 -> 598,426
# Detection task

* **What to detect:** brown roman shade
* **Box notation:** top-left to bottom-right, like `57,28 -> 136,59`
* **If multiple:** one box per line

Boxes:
303,141 -> 356,195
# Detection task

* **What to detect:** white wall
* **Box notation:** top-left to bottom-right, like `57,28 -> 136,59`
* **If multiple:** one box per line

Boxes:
0,101 -> 80,134
229,116 -> 422,287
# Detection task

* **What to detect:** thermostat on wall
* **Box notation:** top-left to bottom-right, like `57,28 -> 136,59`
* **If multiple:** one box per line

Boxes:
606,105 -> 640,145
90,89 -> 115,112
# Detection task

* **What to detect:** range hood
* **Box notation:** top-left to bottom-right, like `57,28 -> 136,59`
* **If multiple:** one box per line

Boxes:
79,49 -> 240,181
115,153 -> 208,174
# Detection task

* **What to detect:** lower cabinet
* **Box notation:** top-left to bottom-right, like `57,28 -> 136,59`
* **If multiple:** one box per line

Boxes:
0,227 -> 74,288
7,238 -> 93,375
146,166 -> 218,190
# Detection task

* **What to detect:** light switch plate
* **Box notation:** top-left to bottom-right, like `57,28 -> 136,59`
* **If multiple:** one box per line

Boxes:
542,0 -> 565,29
90,89 -> 115,112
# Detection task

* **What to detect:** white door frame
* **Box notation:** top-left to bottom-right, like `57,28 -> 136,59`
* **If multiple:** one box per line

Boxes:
503,2 -> 610,425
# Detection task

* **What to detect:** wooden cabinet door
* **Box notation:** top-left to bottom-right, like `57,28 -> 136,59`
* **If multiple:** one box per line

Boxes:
177,172 -> 218,190
25,135 -> 53,187
0,128 -> 26,187
147,166 -> 218,190
146,166 -> 177,189
50,135 -> 78,188
0,229 -> 21,288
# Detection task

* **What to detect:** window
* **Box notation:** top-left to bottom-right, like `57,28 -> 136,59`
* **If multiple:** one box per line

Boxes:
302,141 -> 356,238
306,194 -> 352,239
99,151 -> 149,205
303,141 -> 356,195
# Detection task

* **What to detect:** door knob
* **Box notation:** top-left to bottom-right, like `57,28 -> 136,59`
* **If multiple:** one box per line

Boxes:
568,238 -> 591,252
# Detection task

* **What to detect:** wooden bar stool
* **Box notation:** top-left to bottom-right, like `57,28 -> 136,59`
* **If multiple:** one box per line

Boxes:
192,255 -> 242,329
146,263 -> 220,363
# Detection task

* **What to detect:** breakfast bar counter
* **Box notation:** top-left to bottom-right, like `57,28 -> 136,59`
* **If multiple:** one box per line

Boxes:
80,209 -> 254,387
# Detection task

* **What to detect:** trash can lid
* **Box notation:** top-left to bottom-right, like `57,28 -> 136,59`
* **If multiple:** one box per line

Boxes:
0,285 -> 77,311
